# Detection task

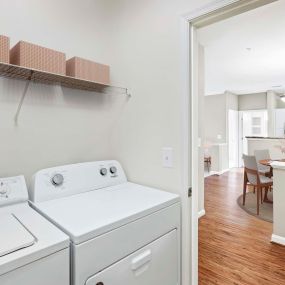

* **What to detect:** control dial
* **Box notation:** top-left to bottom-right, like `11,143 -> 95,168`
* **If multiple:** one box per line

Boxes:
110,166 -> 117,174
0,182 -> 9,196
100,168 -> 107,176
51,174 -> 64,186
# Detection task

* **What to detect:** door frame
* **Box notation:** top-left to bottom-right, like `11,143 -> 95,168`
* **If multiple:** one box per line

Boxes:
180,1 -> 277,285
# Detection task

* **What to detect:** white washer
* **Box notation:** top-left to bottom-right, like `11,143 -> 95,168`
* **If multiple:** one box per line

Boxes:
29,160 -> 181,285
0,175 -> 70,285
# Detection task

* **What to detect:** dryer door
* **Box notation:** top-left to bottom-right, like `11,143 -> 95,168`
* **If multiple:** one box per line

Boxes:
85,229 -> 179,285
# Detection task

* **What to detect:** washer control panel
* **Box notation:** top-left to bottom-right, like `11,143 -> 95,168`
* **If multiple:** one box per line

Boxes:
0,176 -> 28,206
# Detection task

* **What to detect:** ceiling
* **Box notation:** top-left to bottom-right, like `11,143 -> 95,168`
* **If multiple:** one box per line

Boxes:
197,0 -> 285,96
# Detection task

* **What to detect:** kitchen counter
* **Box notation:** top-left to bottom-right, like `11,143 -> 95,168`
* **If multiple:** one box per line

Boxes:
246,137 -> 285,160
271,162 -> 285,246
246,136 -> 285,139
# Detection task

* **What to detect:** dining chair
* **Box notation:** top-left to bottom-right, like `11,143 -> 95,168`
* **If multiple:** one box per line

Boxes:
254,149 -> 271,177
243,154 -> 273,215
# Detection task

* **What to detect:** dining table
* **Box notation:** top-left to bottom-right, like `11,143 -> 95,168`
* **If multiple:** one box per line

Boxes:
259,159 -> 285,174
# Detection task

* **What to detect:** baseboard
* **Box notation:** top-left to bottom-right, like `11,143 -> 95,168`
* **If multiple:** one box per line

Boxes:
210,169 -> 229,176
271,234 -> 285,246
198,209 -> 206,219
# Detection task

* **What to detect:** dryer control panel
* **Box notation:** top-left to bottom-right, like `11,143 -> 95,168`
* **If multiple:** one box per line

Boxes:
0,176 -> 28,207
30,160 -> 127,203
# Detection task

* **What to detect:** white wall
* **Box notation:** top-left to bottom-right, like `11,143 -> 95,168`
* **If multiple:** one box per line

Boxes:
272,165 -> 285,245
0,0 -> 126,185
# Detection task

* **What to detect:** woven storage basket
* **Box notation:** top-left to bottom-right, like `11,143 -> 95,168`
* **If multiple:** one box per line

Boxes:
66,56 -> 110,84
10,41 -> 66,75
0,35 -> 10,63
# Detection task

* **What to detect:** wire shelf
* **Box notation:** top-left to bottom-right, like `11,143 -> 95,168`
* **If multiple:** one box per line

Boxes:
0,62 -> 128,95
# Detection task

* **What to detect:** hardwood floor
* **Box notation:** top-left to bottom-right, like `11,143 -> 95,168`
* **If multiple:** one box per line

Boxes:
199,168 -> 285,285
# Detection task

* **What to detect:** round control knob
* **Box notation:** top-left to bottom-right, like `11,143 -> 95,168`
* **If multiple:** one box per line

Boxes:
0,182 -> 8,195
110,166 -> 117,174
51,174 -> 64,186
100,168 -> 107,176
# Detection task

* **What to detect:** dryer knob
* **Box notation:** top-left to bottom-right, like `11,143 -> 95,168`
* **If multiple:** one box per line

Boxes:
110,166 -> 117,174
51,174 -> 64,186
100,168 -> 107,176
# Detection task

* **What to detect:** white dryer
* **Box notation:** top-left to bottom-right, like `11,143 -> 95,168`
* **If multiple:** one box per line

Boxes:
0,175 -> 70,285
29,160 -> 181,285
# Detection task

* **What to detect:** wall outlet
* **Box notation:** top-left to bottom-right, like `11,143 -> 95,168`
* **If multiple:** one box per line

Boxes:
162,147 -> 173,168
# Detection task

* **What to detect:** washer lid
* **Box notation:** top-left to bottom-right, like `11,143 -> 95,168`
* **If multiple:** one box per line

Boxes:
0,214 -> 35,257
33,182 -> 180,244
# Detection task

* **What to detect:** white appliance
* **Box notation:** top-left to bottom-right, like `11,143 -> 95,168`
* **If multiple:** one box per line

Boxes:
0,175 -> 70,285
29,160 -> 181,285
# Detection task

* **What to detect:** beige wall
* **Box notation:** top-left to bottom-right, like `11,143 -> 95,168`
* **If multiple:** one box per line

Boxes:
204,94 -> 227,143
238,92 -> 267,110
0,0 -> 125,186
106,0 -> 213,194
227,92 -> 238,111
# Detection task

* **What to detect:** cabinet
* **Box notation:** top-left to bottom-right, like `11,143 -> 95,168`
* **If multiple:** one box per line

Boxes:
275,109 -> 285,137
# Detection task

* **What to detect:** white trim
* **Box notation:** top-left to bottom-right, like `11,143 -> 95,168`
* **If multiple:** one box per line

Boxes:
190,23 -> 199,285
179,15 -> 192,285
182,0 -> 241,20
271,234 -> 285,246
210,169 -> 230,176
198,209 -> 206,219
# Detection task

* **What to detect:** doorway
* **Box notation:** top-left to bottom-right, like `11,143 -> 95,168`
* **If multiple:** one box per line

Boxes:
183,1 -> 280,284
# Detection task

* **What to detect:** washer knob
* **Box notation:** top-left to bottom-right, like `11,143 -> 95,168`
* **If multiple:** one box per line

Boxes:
51,174 -> 64,186
110,166 -> 117,174
100,168 -> 107,176
0,182 -> 8,195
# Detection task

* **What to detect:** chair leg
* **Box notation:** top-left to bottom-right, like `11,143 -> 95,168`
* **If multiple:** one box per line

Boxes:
261,187 -> 263,204
257,187 -> 260,215
264,186 -> 269,202
253,186 -> 256,194
243,176 -> 247,206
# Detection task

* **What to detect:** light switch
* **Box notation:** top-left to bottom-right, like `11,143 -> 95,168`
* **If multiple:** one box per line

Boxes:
162,147 -> 173,168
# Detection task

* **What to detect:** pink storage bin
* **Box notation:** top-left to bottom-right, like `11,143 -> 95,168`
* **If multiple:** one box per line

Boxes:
0,35 -> 10,63
10,41 -> 66,75
66,56 -> 110,85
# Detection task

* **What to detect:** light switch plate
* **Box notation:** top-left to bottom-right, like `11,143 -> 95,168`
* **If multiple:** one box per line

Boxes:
162,147 -> 173,168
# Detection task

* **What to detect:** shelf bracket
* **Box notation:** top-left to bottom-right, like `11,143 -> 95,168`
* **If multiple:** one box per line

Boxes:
14,71 -> 34,125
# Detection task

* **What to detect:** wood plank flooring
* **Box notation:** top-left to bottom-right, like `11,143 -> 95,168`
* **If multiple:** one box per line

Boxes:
199,168 -> 285,285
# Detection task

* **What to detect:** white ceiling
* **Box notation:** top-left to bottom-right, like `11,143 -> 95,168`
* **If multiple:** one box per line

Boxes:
197,0 -> 285,96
